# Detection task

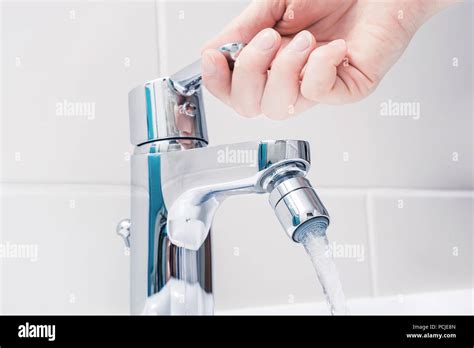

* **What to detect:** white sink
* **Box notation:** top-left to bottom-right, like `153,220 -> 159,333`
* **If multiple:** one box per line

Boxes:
217,288 -> 473,315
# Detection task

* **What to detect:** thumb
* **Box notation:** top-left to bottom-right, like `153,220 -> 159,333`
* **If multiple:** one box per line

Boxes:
202,1 -> 285,51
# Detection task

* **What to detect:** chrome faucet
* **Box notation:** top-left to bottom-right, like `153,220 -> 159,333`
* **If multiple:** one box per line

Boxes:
117,44 -> 330,315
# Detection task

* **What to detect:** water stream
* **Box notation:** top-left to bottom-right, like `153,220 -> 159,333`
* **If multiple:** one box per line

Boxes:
297,219 -> 347,315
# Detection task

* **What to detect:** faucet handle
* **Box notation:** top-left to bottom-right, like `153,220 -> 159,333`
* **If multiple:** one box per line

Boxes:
128,43 -> 244,147
218,42 -> 245,68
169,43 -> 245,96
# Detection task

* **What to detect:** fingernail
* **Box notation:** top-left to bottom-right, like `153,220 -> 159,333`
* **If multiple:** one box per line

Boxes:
202,52 -> 216,75
253,29 -> 277,51
329,39 -> 346,49
288,31 -> 311,52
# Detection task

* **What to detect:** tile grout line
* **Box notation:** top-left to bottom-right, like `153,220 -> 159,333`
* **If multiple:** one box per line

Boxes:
156,0 -> 168,76
0,0 -> 3,314
0,182 -> 472,194
365,190 -> 379,298
0,182 -> 131,191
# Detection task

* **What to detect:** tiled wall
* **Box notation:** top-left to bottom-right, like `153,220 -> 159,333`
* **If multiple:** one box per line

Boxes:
0,1 -> 157,314
1,0 -> 472,313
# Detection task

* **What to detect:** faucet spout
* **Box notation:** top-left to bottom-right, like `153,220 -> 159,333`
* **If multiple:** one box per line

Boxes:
160,139 -> 329,250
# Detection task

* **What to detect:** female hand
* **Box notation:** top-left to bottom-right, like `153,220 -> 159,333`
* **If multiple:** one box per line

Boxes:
201,0 -> 455,119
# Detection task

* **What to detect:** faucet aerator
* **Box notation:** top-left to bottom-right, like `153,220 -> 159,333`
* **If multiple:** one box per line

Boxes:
268,176 -> 330,243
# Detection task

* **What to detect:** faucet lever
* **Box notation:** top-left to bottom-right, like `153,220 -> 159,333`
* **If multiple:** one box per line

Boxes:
169,43 -> 245,96
129,43 -> 244,146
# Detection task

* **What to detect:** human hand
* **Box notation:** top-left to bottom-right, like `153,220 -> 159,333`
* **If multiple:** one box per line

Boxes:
201,0 -> 455,119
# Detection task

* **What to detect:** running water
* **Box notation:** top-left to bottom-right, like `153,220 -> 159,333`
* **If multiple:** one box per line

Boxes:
296,218 -> 347,315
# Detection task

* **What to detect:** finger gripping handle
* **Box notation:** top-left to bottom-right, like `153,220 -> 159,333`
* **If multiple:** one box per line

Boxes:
169,43 -> 245,96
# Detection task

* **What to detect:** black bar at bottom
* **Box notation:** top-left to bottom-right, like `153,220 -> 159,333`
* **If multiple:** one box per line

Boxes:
0,315 -> 472,346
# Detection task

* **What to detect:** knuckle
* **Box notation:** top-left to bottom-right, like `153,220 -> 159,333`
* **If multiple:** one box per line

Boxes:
301,82 -> 327,101
261,105 -> 290,120
233,103 -> 260,118
309,47 -> 330,61
261,92 -> 297,120
264,112 -> 290,121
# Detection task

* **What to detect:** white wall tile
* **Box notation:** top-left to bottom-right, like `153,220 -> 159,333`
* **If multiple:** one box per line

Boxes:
157,0 -> 248,74
0,184 -> 130,314
368,190 -> 473,297
1,1 -> 158,184
360,3 -> 473,190
212,189 -> 372,310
